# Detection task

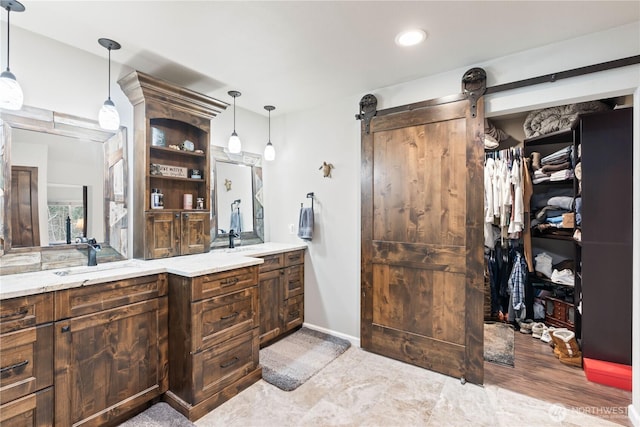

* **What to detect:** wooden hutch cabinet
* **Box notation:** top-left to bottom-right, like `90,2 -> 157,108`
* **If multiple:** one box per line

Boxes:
119,71 -> 227,259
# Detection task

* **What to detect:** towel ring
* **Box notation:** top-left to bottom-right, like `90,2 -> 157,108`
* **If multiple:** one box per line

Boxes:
302,192 -> 314,210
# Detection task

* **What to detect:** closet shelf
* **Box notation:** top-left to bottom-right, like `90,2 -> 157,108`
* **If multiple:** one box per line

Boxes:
523,128 -> 575,146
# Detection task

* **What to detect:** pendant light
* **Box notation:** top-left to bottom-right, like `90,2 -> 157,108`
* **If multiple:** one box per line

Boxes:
263,105 -> 276,161
0,0 -> 25,111
98,38 -> 121,131
227,90 -> 242,154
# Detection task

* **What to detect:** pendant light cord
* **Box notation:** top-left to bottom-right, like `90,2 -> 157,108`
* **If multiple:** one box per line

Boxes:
107,47 -> 111,100
4,6 -> 10,71
268,109 -> 271,142
233,95 -> 236,132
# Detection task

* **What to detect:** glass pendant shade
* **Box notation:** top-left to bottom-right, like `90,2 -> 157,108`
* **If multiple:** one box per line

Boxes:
264,141 -> 275,161
228,131 -> 242,154
0,70 -> 23,110
99,98 -> 120,130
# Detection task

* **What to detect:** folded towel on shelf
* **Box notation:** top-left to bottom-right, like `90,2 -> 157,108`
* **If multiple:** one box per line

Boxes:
541,146 -> 572,165
549,169 -> 574,181
230,211 -> 241,233
541,161 -> 571,173
298,207 -> 314,240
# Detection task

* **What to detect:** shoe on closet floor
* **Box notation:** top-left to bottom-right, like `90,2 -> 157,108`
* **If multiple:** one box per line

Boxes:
531,322 -> 546,339
559,352 -> 583,368
541,326 -> 557,343
518,319 -> 534,334
552,329 -> 580,358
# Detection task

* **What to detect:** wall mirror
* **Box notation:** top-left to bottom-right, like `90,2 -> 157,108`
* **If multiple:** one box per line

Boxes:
210,146 -> 263,249
1,105 -> 128,273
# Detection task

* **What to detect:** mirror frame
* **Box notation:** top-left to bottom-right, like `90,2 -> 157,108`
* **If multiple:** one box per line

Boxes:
1,105 -> 128,268
210,146 -> 264,249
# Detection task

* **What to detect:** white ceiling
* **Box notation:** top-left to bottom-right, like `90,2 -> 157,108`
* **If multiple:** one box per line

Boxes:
8,1 -> 640,116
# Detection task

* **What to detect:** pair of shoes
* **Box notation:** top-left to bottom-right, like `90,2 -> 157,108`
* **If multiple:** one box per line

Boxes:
518,319 -> 534,334
531,322 -> 546,339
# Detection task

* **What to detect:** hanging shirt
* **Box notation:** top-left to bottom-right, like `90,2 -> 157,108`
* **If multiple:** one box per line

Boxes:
508,159 -> 523,234
508,252 -> 527,311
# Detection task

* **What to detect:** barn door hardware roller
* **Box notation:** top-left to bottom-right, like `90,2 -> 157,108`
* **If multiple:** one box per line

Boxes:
461,67 -> 487,118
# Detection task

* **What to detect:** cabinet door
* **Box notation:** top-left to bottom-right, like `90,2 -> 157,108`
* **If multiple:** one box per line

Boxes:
258,269 -> 284,345
54,297 -> 168,427
181,212 -> 210,255
145,211 -> 180,259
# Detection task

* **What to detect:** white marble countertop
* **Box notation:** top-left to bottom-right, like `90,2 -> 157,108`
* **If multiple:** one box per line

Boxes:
0,242 -> 307,300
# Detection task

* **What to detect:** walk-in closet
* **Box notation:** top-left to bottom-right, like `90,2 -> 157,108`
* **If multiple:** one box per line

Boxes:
483,95 -> 634,420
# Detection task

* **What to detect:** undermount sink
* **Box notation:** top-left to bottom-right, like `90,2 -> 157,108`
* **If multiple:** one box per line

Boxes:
53,262 -> 141,276
223,246 -> 252,253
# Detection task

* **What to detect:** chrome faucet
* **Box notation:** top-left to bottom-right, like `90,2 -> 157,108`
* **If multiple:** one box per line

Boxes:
228,229 -> 240,249
86,238 -> 101,266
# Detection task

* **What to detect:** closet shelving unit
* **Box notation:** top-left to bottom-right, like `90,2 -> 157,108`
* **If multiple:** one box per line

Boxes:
523,126 -> 581,335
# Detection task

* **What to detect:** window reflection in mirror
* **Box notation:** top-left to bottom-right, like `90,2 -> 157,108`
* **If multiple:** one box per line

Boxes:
47,184 -> 87,244
216,161 -> 254,234
11,128 -> 103,246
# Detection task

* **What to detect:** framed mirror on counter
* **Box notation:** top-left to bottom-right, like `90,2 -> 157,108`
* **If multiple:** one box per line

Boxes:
210,146 -> 264,249
0,105 -> 128,274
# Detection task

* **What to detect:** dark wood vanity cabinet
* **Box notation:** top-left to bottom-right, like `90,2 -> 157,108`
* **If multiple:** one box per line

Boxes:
53,274 -> 168,427
119,70 -> 226,260
166,266 -> 261,421
258,249 -> 305,347
0,294 -> 54,427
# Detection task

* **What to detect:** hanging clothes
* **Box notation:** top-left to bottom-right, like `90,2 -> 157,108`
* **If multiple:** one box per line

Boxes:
508,251 -> 527,312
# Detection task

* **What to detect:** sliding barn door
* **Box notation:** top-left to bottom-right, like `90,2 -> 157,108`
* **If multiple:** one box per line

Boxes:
360,92 -> 485,384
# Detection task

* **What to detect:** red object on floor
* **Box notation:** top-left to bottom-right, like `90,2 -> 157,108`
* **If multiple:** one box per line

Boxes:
583,358 -> 632,391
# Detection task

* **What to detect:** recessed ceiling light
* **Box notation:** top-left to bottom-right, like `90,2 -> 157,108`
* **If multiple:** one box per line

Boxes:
395,29 -> 428,47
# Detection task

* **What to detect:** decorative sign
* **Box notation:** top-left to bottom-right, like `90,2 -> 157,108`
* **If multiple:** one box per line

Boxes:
150,163 -> 188,178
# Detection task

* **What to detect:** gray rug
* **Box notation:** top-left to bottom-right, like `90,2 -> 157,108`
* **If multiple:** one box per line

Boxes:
260,327 -> 351,391
118,402 -> 194,427
484,322 -> 515,367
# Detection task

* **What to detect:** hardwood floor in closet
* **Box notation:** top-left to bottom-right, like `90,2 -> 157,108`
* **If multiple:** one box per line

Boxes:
485,332 -> 632,426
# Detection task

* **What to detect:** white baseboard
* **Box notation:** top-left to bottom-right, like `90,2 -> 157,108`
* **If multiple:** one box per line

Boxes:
302,322 -> 361,348
629,403 -> 640,427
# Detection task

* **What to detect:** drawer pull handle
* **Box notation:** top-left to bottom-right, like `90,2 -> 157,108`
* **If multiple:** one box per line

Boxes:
61,325 -> 71,333
221,277 -> 239,286
220,311 -> 239,321
0,360 -> 29,376
289,311 -> 300,318
220,356 -> 239,368
0,307 -> 28,320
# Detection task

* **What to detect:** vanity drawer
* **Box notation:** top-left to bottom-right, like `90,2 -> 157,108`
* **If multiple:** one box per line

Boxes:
284,295 -> 304,332
284,264 -> 304,299
0,324 -> 53,405
0,295 -> 53,334
284,250 -> 304,267
55,273 -> 168,319
258,254 -> 284,273
192,287 -> 258,351
192,328 -> 259,402
192,267 -> 257,301
0,386 -> 54,427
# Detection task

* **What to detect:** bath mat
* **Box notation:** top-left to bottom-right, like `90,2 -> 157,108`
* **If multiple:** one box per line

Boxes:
484,322 -> 515,367
260,327 -> 351,391
118,402 -> 194,427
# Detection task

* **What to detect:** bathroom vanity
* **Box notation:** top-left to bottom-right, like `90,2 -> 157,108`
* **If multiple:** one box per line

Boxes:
0,243 -> 306,425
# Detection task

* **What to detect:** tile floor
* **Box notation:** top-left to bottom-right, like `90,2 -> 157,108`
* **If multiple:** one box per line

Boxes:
196,346 -> 623,427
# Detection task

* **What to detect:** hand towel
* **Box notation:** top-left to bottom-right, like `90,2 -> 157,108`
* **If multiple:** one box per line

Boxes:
297,207 -> 314,240
230,211 -> 241,233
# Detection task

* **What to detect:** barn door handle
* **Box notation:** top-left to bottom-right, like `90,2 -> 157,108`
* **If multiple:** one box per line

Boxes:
0,307 -> 28,320
220,357 -> 239,368
220,311 -> 239,321
0,360 -> 29,376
